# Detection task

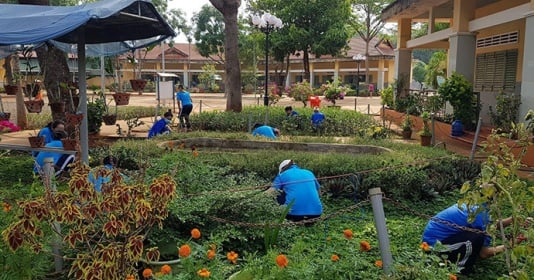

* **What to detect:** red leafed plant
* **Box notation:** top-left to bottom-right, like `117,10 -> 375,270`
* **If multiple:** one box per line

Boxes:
1,161 -> 176,279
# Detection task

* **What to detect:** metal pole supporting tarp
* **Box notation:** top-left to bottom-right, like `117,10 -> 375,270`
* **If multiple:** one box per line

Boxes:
78,29 -> 88,163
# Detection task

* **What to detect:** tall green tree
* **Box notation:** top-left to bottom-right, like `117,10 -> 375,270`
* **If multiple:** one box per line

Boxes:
351,0 -> 392,84
193,5 -> 226,63
250,0 -> 353,82
209,0 -> 242,112
425,50 -> 447,89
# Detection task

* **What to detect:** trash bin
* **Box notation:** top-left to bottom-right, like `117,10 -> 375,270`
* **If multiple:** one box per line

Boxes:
309,96 -> 321,108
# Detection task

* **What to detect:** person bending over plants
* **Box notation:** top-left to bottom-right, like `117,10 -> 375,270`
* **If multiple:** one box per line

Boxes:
148,110 -> 173,139
266,159 -> 323,224
252,123 -> 280,139
422,203 -> 530,275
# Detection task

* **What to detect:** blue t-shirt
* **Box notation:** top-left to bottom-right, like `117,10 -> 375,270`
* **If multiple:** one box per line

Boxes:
88,164 -> 113,192
422,203 -> 492,246
288,111 -> 298,117
38,127 -> 54,144
176,90 -> 193,106
34,140 -> 64,173
311,112 -> 325,126
148,118 -> 170,139
252,125 -> 277,139
272,165 -> 323,216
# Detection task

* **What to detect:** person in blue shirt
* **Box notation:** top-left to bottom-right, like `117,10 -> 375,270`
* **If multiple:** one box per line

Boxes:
311,107 -> 325,133
34,130 -> 75,176
38,120 -> 65,144
267,159 -> 323,224
285,106 -> 298,117
422,203 -> 515,274
176,85 -> 193,131
148,110 -> 173,139
88,155 -> 118,192
252,123 -> 280,139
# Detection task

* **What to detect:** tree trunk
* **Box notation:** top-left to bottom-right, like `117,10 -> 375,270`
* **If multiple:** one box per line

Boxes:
303,50 -> 310,82
210,0 -> 242,112
12,56 -> 28,129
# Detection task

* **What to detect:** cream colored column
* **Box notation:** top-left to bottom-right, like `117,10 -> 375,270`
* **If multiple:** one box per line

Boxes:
448,0 -> 476,81
519,3 -> 534,120
183,64 -> 189,89
333,60 -> 340,82
309,62 -> 315,86
394,18 -> 412,92
377,59 -> 385,90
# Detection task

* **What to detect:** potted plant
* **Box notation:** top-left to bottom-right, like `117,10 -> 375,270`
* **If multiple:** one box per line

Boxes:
401,114 -> 413,139
321,79 -> 347,106
109,55 -> 131,105
103,95 -> 118,126
419,111 -> 432,146
28,131 -> 45,148
438,72 -> 477,131
286,80 -> 314,107
127,45 -> 155,95
524,109 -> 534,142
87,96 -> 106,134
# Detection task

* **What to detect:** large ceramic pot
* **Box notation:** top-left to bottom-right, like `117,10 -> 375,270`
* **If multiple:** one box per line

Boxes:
420,135 -> 432,146
28,136 -> 45,148
112,93 -> 131,106
24,99 -> 45,113
4,85 -> 19,95
130,79 -> 147,93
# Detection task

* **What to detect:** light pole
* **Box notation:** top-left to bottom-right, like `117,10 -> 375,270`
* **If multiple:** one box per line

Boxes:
352,54 -> 365,96
252,13 -> 283,106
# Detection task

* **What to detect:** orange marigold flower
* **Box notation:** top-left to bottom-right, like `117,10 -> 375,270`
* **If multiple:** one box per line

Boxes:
193,151 -> 199,157
160,264 -> 172,275
275,254 -> 289,268
197,268 -> 211,278
359,240 -> 371,252
375,260 -> 383,268
2,202 -> 11,212
207,249 -> 216,260
191,228 -> 201,239
343,229 -> 353,239
126,274 -> 135,280
142,268 -> 152,279
449,274 -> 457,280
331,254 -> 340,262
420,242 -> 430,252
179,244 -> 191,258
227,251 -> 238,264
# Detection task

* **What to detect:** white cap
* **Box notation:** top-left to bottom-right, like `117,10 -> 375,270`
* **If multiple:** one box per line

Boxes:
279,159 -> 292,174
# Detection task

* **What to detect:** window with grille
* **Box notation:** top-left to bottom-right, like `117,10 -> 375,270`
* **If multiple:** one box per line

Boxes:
474,49 -> 517,92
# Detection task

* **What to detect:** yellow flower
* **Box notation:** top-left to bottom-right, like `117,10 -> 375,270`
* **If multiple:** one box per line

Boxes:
359,240 -> 371,252
197,268 -> 211,278
191,228 -> 201,239
179,244 -> 191,258
331,254 -> 340,262
375,260 -> 382,268
160,264 -> 171,275
420,242 -> 430,252
275,254 -> 288,268
343,229 -> 353,240
207,249 -> 216,260
227,251 -> 238,264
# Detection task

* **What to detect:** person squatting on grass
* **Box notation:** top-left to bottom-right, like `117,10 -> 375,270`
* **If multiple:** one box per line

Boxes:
33,130 -> 75,176
88,155 -> 117,192
148,109 -> 173,139
422,203 -> 529,275
176,84 -> 193,131
266,160 -> 323,224
252,123 -> 280,140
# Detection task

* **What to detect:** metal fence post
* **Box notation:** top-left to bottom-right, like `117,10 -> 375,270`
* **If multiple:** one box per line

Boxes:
43,157 -> 63,273
369,188 -> 393,273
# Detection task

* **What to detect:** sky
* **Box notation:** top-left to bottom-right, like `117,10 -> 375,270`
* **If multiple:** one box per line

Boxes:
168,0 -> 247,43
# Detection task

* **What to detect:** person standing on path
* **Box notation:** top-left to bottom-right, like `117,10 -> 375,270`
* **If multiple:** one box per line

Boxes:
176,85 -> 193,131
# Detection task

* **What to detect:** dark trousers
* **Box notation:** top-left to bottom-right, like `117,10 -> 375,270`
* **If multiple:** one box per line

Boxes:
179,104 -> 193,129
276,191 -> 320,226
439,231 -> 485,275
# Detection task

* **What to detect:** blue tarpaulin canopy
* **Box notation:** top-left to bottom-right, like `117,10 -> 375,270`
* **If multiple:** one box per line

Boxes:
0,0 -> 175,57
0,0 -> 175,163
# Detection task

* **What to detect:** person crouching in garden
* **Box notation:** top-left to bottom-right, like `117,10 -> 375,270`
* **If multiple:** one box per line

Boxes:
252,123 -> 280,140
266,159 -> 323,224
148,109 -> 173,139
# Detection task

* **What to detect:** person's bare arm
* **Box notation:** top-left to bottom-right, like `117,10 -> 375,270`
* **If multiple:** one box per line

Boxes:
479,245 -> 506,259
496,217 -> 513,230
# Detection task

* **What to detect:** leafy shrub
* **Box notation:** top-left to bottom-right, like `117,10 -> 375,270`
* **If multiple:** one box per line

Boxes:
285,81 -> 313,107
380,86 -> 394,107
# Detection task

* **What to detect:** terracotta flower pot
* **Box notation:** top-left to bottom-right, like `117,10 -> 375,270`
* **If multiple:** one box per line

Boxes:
420,135 -> 432,146
401,130 -> 412,139
112,93 -> 131,106
49,101 -> 66,113
103,114 -> 117,125
61,139 -> 78,151
130,79 -> 147,93
28,136 -> 45,148
66,113 -> 84,127
24,100 -> 45,113
4,85 -> 19,95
